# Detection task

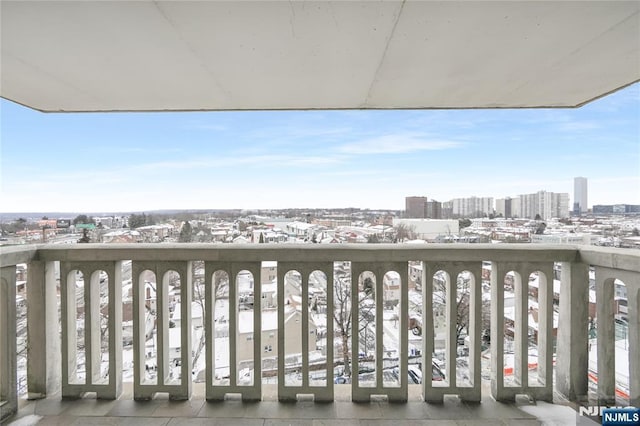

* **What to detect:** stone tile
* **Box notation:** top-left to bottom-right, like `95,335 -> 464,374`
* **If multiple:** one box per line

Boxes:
151,399 -> 205,417
6,413 -> 42,426
334,402 -> 382,419
68,417 -> 122,425
114,418 -> 172,426
167,419 -> 264,426
105,400 -> 163,417
455,420 -> 509,426
377,402 -> 431,419
264,420 -> 314,426
312,421 -> 361,426
274,401 -> 337,419
17,399 -> 37,416
245,401 -> 337,419
165,420 -> 211,426
243,401 -> 300,419
516,400 -> 577,425
33,399 -> 76,416
33,416 -> 81,426
191,383 -> 206,400
501,420 -> 541,426
463,399 -> 536,420
6,394 -> 576,425
5,406 -> 37,424
423,399 -> 473,420
361,421 -> 457,426
63,399 -> 119,416
197,400 -> 249,417
211,420 -> 265,426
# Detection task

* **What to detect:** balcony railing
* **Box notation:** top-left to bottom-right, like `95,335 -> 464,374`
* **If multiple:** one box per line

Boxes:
1,243 -> 638,421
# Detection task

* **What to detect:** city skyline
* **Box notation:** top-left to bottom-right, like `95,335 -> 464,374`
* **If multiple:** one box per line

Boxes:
1,83 -> 638,213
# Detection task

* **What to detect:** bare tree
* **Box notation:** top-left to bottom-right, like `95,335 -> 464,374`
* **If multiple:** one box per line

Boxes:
393,223 -> 416,242
192,268 -> 229,369
332,264 -> 375,378
432,271 -> 471,344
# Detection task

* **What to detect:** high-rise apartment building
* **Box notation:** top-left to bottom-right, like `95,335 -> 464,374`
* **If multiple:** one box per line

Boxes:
441,201 -> 453,219
450,196 -> 494,218
405,196 -> 428,218
495,197 -> 513,218
573,177 -> 588,215
513,190 -> 569,220
426,200 -> 442,219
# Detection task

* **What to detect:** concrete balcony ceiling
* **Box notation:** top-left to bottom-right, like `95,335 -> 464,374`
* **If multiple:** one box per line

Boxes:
1,1 -> 639,112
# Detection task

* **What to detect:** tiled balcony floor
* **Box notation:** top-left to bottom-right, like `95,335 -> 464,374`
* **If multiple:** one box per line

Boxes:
5,383 -> 580,426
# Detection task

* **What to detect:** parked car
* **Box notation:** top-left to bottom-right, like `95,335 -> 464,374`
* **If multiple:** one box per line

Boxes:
392,362 -> 445,384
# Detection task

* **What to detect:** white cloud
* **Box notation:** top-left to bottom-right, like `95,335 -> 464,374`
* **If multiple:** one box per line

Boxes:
338,134 -> 463,154
133,154 -> 343,172
558,121 -> 599,132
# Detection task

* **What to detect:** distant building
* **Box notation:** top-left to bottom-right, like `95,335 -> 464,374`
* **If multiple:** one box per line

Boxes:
531,233 -> 593,245
450,196 -> 494,218
426,200 -> 442,219
236,307 -> 317,364
405,196 -> 428,218
573,177 -> 588,215
441,201 -> 453,219
592,204 -> 640,214
495,197 -> 514,218
285,221 -> 317,239
513,190 -> 569,220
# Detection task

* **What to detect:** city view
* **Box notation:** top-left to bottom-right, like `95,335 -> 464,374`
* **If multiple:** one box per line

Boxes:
1,84 -> 639,426
2,177 -> 639,402
1,2 -> 639,424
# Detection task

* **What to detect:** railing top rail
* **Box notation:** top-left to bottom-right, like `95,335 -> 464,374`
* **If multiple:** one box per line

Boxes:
3,243 -> 638,272
577,245 -> 640,273
1,243 -> 582,266
0,245 -> 38,267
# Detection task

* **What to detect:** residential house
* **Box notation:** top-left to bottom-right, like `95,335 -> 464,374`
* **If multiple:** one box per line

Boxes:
236,306 -> 317,364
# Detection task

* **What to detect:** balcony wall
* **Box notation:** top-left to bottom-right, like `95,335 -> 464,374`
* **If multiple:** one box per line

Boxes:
1,243 -> 638,421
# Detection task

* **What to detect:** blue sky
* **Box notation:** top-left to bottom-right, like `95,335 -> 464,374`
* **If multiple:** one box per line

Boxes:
1,83 -> 639,213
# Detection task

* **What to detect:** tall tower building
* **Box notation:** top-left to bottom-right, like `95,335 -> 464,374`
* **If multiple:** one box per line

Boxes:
496,197 -> 513,218
574,177 -> 588,215
426,200 -> 442,219
405,196 -> 428,218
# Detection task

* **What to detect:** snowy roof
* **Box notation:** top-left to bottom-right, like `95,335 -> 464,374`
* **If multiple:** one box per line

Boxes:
237,272 -> 254,293
104,229 -> 140,237
137,224 -> 174,230
171,301 -> 204,321
528,276 -> 562,295
235,305 -> 314,335
503,299 -> 559,330
287,221 -> 315,230
262,282 -> 277,294
143,282 -> 176,297
238,309 -> 290,334
169,327 -> 182,349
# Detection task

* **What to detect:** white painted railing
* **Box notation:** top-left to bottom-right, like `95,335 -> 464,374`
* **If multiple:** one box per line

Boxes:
1,244 -> 638,421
